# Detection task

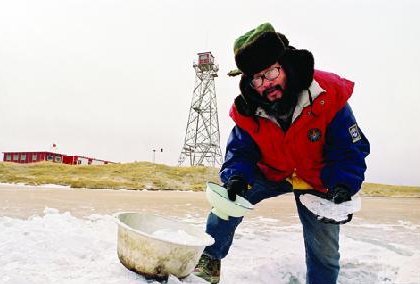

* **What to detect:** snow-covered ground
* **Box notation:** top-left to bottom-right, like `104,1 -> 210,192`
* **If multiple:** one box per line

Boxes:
1,207 -> 419,284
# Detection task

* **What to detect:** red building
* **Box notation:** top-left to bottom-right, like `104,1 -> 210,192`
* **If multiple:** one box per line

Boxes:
2,151 -> 113,165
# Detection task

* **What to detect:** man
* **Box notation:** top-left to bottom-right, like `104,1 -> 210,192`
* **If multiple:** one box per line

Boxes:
194,23 -> 370,284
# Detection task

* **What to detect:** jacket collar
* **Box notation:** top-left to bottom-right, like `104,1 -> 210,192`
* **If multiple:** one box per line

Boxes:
292,79 -> 325,123
254,79 -> 325,125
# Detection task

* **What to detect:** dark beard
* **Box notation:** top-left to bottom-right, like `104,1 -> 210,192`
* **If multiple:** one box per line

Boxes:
260,85 -> 298,117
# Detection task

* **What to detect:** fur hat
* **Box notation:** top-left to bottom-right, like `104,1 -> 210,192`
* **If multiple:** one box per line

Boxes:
234,23 -> 286,76
233,22 -> 314,93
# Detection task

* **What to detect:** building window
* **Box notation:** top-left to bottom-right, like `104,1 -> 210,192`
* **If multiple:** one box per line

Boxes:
6,154 -> 11,161
54,156 -> 62,163
32,154 -> 37,161
47,155 -> 53,161
20,154 -> 26,161
13,154 -> 19,161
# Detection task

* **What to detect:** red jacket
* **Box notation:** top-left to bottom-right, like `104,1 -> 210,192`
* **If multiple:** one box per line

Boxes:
229,70 -> 354,192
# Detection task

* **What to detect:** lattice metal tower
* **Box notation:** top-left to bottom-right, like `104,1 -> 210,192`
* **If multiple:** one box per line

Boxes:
178,52 -> 223,167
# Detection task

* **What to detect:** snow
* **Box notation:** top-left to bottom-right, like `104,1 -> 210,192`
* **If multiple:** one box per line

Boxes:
299,194 -> 362,222
1,208 -> 419,284
0,183 -> 70,190
151,229 -> 205,246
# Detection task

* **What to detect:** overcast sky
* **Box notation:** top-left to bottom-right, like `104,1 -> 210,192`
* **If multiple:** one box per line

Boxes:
1,0 -> 419,186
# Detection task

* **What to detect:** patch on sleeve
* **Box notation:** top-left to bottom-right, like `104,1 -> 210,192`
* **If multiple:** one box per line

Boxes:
349,124 -> 361,143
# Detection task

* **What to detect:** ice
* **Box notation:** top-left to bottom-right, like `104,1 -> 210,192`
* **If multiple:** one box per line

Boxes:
0,183 -> 70,190
299,194 -> 361,222
0,208 -> 419,283
151,228 -> 203,246
43,207 -> 60,214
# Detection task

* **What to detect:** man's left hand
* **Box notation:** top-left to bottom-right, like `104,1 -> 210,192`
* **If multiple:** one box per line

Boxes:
330,185 -> 352,204
317,185 -> 353,224
319,214 -> 353,225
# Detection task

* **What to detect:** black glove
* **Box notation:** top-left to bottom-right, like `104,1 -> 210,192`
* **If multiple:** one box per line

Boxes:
225,176 -> 248,201
316,185 -> 353,224
330,185 -> 352,204
318,214 -> 353,225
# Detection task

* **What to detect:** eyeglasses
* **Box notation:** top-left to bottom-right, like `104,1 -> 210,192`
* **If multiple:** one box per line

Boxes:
250,66 -> 282,88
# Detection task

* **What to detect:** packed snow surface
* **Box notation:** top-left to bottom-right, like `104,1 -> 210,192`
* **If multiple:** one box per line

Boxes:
1,207 -> 419,283
299,194 -> 362,222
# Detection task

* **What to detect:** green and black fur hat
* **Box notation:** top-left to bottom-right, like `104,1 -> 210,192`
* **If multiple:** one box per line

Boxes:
234,23 -> 287,76
232,23 -> 314,94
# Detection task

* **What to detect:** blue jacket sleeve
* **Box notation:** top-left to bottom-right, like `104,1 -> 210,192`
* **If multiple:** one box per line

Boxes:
219,126 -> 261,184
320,103 -> 370,195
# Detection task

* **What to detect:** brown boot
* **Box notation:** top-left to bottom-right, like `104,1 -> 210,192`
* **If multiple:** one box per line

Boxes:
193,254 -> 221,283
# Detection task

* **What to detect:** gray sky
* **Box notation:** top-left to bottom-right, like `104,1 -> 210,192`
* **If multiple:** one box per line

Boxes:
1,0 -> 419,186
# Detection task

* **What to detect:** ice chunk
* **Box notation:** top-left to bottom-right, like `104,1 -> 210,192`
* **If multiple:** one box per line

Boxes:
299,194 -> 361,222
151,228 -> 203,246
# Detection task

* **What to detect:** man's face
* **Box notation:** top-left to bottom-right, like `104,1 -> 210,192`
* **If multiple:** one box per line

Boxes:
252,63 -> 287,102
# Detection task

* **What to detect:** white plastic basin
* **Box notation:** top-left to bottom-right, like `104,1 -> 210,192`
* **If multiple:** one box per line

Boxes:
115,212 -> 214,280
206,181 -> 254,220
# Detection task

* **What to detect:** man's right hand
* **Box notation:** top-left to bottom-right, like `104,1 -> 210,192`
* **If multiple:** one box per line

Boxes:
225,176 -> 248,201
330,186 -> 352,204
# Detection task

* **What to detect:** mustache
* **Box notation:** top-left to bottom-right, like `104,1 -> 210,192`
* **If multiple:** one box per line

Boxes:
262,85 -> 284,98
